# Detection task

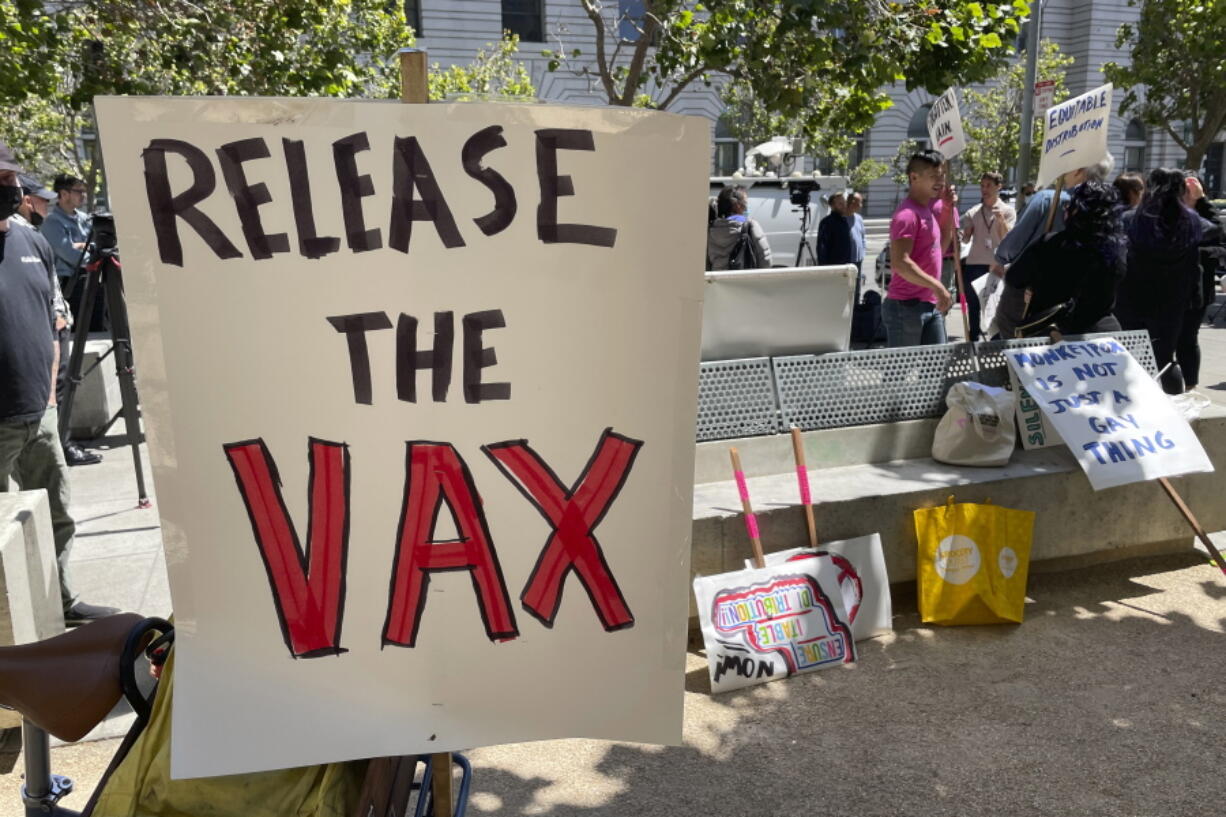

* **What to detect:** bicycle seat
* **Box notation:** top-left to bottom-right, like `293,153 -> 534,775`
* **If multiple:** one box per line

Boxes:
0,613 -> 144,742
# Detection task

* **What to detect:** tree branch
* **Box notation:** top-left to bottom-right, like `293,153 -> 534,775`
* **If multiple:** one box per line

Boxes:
656,62 -> 709,111
580,0 -> 618,103
618,12 -> 659,105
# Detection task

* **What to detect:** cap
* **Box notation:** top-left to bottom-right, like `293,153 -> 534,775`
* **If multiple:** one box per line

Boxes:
18,175 -> 55,202
0,143 -> 23,174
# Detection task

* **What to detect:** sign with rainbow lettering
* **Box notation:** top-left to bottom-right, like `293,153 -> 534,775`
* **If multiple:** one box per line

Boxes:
694,562 -> 855,693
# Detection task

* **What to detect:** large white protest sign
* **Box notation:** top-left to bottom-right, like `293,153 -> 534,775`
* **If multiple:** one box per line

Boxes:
1006,339 -> 1212,490
1036,83 -> 1112,188
95,97 -> 708,778
926,87 -> 967,159
694,560 -> 855,694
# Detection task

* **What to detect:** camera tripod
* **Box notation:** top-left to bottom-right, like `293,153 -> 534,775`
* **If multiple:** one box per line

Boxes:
57,226 -> 151,508
794,203 -> 817,267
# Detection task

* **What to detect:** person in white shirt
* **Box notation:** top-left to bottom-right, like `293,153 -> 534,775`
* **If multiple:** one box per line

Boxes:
960,171 -> 1016,340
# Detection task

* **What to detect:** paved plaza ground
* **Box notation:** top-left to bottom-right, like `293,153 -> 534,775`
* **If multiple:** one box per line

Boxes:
2,295 -> 1226,815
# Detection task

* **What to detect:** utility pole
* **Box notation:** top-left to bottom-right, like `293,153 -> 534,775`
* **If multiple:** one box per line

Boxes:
1015,0 -> 1043,204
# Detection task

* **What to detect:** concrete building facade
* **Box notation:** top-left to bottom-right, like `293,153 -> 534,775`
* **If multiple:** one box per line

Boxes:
412,0 -> 1218,217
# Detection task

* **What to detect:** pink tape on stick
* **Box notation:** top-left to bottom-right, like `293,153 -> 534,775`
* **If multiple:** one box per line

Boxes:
744,513 -> 761,540
733,469 -> 760,539
734,469 -> 751,503
796,466 -> 812,506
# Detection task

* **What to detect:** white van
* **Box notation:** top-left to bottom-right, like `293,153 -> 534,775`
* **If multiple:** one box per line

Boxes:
709,175 -> 850,268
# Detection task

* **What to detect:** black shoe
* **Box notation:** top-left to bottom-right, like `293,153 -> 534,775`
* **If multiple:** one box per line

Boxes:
64,602 -> 122,627
64,444 -> 102,466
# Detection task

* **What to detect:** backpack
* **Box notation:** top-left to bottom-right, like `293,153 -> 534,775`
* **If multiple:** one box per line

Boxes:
708,221 -> 759,271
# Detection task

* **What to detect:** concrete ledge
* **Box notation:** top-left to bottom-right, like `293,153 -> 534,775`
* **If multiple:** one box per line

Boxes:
690,407 -> 1226,616
696,417 -> 939,482
0,491 -> 68,728
69,337 -> 120,439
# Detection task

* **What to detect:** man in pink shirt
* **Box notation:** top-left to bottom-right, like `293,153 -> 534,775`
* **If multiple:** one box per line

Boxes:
884,150 -> 956,346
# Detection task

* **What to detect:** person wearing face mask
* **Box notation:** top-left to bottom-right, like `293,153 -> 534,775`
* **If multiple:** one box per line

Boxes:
0,143 -> 121,626
14,176 -> 102,467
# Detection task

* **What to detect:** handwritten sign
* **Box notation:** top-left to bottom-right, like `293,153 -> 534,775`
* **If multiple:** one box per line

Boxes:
1006,339 -> 1212,490
743,533 -> 892,642
95,97 -> 708,778
1036,83 -> 1112,188
1007,367 -> 1063,450
926,87 -> 967,159
694,562 -> 855,693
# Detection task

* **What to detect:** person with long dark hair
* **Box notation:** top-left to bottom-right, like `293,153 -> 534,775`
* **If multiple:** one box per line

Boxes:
995,179 -> 1125,338
1116,168 -> 1205,394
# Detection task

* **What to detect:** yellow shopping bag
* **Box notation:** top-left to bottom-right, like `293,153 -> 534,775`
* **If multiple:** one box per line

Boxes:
914,497 -> 1035,625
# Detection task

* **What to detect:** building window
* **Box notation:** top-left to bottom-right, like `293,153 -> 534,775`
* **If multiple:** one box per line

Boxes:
404,0 -> 422,34
907,104 -> 932,152
502,0 -> 544,43
1124,118 -> 1146,173
712,118 -> 742,176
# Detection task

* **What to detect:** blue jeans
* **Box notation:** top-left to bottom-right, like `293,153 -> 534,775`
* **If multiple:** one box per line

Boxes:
883,298 -> 947,347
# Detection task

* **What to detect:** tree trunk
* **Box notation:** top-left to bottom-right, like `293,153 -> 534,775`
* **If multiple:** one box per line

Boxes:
1185,144 -> 1209,172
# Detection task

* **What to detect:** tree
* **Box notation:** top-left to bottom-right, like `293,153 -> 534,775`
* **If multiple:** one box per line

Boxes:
1103,0 -> 1226,170
848,159 -> 890,192
546,1 -> 1031,139
429,34 -> 536,101
0,4 -> 535,200
961,40 -> 1072,185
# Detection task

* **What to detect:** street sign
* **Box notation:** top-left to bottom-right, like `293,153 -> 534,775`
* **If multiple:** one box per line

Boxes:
1034,80 -> 1056,116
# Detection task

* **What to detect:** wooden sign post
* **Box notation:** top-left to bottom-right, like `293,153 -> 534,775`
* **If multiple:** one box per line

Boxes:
790,428 -> 818,549
730,448 -> 766,569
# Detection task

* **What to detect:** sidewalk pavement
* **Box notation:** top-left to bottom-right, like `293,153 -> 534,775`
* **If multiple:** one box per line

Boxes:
2,319 -> 1226,815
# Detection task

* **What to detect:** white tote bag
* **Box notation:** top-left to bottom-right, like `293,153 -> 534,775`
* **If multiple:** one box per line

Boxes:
932,382 -> 1016,467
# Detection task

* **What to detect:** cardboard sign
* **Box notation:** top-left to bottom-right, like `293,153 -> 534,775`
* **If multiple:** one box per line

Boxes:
743,533 -> 892,642
926,87 -> 967,159
1008,366 -> 1063,450
95,97 -> 708,778
1005,339 -> 1212,490
694,562 -> 855,693
1036,83 -> 1112,188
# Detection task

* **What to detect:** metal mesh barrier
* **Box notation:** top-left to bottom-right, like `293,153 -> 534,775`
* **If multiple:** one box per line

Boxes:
771,330 -> 1157,432
696,358 -> 780,441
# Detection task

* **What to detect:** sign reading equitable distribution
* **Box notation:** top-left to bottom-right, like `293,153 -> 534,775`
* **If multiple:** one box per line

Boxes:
1036,83 -> 1113,188
95,97 -> 708,779
1006,339 -> 1212,490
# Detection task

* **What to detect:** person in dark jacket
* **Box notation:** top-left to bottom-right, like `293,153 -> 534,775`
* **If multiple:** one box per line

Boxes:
996,179 -> 1125,339
1116,168 -> 1205,394
816,192 -> 853,266
1173,174 -> 1224,390
706,185 -> 771,271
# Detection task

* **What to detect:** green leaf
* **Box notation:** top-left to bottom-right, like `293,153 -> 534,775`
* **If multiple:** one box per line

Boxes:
980,32 -> 1002,48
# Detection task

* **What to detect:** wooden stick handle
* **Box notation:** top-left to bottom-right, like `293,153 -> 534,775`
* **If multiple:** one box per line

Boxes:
1043,176 -> 1064,234
730,448 -> 766,569
1158,477 -> 1226,577
790,427 -> 818,549
430,752 -> 454,817
399,48 -> 428,103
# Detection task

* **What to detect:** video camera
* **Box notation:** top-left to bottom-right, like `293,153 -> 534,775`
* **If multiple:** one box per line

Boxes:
788,179 -> 821,208
91,212 -> 118,255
